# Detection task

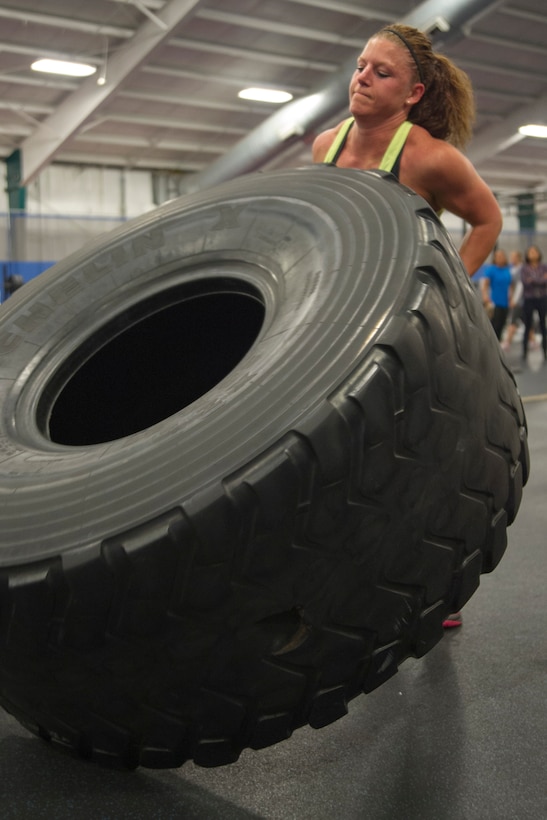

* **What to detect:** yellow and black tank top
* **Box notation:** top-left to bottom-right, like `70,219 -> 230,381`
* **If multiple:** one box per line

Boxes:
323,118 -> 413,178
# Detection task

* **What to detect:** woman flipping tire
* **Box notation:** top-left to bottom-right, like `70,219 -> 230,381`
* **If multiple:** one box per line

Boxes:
0,166 -> 529,769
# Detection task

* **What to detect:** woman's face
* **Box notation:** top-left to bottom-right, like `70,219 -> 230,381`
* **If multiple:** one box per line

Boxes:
527,245 -> 541,264
494,250 -> 507,266
349,37 -> 424,122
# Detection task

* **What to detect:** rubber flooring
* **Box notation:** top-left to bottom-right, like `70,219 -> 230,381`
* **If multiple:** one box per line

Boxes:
0,345 -> 545,820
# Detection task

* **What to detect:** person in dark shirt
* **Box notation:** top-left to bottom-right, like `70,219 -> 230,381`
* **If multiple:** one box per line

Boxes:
520,245 -> 547,360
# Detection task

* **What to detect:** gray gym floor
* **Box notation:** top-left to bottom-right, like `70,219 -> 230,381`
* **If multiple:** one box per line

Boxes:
0,345 -> 545,820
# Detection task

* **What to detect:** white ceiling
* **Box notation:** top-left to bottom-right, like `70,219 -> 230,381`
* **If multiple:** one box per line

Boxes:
1,0 -> 547,209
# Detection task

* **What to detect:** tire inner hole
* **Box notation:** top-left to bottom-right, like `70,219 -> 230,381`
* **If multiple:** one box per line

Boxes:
44,279 -> 265,446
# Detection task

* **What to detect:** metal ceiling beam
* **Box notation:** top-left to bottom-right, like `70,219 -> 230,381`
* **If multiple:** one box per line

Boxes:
0,5 -> 133,38
457,56 -> 545,82
0,41 -> 102,65
97,113 -> 247,135
107,0 -> 165,9
195,8 -> 365,48
0,74 -> 77,92
75,133 -> 223,154
282,0 -> 387,21
178,0 -> 505,194
141,64 -> 307,95
19,0 -> 206,185
170,36 -> 337,73
498,6 -> 547,26
120,88 -> 266,114
468,32 -> 546,56
45,151 -> 204,172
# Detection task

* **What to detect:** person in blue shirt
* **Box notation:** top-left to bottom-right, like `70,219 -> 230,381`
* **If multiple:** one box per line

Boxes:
480,249 -> 514,340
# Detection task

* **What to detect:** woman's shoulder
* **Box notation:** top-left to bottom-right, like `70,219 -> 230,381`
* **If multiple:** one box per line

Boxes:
407,123 -> 448,150
403,125 -> 467,178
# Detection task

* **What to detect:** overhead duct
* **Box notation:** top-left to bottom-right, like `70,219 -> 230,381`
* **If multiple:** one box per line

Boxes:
178,0 -> 504,194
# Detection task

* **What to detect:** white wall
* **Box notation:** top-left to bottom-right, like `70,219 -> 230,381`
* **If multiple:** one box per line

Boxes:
26,164 -> 155,218
1,164 -> 157,262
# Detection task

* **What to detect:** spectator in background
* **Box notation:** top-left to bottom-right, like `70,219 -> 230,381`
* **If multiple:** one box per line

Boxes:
470,263 -> 486,296
520,244 -> 547,361
502,250 -> 535,352
480,249 -> 513,341
509,249 -> 523,273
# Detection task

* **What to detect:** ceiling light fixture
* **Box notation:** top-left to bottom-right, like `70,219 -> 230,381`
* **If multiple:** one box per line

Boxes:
518,124 -> 547,138
31,59 -> 97,78
238,88 -> 293,104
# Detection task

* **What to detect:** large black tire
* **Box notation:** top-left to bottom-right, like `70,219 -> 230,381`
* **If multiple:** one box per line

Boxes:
0,167 -> 529,770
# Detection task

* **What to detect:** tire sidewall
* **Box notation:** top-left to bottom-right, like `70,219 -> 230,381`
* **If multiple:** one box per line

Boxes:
0,168 -> 454,558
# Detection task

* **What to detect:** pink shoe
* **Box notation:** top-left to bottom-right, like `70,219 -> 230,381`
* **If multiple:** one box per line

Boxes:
443,612 -> 463,629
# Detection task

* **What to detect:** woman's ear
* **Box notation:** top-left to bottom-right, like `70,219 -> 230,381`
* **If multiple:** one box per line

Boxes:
407,83 -> 425,105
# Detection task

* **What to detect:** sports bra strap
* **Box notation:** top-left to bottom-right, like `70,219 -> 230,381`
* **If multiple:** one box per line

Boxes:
323,117 -> 354,164
378,121 -> 413,172
322,118 -> 413,173
322,120 -> 443,216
